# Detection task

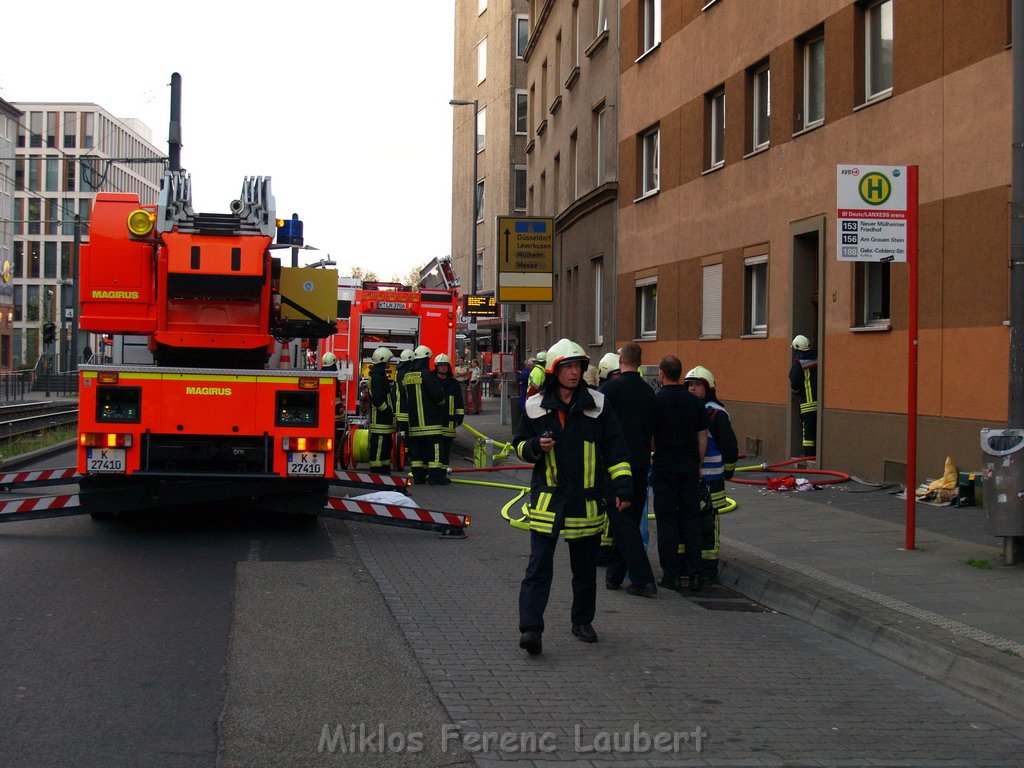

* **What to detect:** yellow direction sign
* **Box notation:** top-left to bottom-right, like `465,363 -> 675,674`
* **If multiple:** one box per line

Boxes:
496,216 -> 554,303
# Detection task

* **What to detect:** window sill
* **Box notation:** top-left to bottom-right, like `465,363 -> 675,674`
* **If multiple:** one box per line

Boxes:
536,118 -> 548,136
850,323 -> 891,333
742,144 -> 770,160
633,188 -> 660,203
700,334 -> 722,341
564,66 -> 580,91
635,43 -> 660,64
702,0 -> 721,9
514,130 -> 528,137
586,29 -> 610,58
549,95 -> 562,116
740,331 -> 768,339
588,341 -> 605,349
792,120 -> 824,139
635,335 -> 658,343
701,162 -> 724,176
854,89 -> 892,113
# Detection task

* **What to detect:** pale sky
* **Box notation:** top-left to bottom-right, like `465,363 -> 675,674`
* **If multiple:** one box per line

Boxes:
0,0 -> 457,282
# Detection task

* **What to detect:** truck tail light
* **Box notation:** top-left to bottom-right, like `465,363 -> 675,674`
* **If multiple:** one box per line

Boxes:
80,432 -> 133,448
282,436 -> 333,451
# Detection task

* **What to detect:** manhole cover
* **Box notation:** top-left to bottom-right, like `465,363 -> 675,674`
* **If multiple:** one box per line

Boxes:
686,583 -> 771,612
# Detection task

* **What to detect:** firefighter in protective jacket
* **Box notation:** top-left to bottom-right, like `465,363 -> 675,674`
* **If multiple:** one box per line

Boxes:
367,346 -> 397,471
513,338 -> 633,655
393,348 -> 415,467
789,335 -> 818,454
403,345 -> 442,484
427,352 -> 463,484
683,365 -> 738,582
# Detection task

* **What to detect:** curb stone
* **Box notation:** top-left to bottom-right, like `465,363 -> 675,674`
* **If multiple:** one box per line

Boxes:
719,550 -> 1024,721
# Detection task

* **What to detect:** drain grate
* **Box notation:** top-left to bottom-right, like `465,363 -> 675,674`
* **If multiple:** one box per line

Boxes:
686,583 -> 771,612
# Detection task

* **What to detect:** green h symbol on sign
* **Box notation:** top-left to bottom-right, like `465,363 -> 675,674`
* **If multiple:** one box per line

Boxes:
859,172 -> 892,205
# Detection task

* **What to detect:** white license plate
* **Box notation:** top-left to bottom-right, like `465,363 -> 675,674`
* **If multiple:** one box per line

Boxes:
288,452 -> 325,476
87,448 -> 126,473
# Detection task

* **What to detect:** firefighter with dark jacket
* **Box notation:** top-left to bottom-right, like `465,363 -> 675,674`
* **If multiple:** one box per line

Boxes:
393,348 -> 415,467
426,352 -> 463,484
403,345 -> 442,485
599,344 -> 657,595
367,346 -> 397,472
513,338 -> 634,656
683,365 -> 738,582
789,334 -> 818,454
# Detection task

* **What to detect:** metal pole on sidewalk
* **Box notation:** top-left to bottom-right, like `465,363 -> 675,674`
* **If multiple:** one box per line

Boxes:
1005,0 -> 1024,564
905,167 -> 919,551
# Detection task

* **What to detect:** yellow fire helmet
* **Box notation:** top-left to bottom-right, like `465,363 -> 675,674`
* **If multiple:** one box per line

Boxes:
544,338 -> 589,374
597,352 -> 620,380
684,365 -> 716,390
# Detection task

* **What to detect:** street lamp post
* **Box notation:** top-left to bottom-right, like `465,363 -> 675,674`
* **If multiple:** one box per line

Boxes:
449,98 -> 479,363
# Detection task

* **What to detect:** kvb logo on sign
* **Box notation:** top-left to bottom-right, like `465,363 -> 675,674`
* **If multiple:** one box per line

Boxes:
858,172 -> 892,206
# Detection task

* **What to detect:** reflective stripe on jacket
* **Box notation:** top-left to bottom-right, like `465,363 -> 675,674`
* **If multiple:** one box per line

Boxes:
512,384 -> 632,539
369,362 -> 396,434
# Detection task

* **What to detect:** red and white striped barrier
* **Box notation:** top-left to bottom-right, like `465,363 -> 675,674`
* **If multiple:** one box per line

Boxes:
333,470 -> 407,488
0,494 -> 81,518
324,497 -> 467,530
0,468 -> 79,486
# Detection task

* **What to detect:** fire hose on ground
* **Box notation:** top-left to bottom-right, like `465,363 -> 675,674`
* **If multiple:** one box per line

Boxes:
443,427 -> 854,530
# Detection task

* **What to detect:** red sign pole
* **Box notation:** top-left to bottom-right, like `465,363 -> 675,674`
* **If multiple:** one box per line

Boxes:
906,165 -> 919,551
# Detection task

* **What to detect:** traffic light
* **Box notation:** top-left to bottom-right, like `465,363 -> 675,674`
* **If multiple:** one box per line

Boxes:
42,322 -> 56,345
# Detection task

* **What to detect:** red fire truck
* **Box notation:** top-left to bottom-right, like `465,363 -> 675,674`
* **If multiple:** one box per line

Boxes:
69,173 -> 342,516
322,277 -> 459,468
0,75 -> 467,535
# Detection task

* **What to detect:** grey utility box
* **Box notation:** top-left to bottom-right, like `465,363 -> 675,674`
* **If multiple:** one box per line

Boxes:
981,428 -> 1024,537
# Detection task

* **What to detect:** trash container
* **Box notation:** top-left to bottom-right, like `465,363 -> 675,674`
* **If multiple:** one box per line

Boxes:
980,428 -> 1024,537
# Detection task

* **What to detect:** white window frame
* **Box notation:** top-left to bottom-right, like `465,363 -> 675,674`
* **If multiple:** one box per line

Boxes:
595,107 -> 606,186
856,261 -> 891,327
744,255 -> 768,336
477,37 -> 488,84
513,164 -> 527,211
592,258 -> 604,344
476,107 -> 486,152
570,132 -> 579,200
475,251 -> 484,294
701,263 -> 722,339
709,88 -> 725,169
865,0 -> 893,100
475,179 -> 485,223
641,0 -> 661,56
803,33 -> 825,128
752,62 -> 770,151
515,90 -> 528,135
640,126 -> 660,196
516,15 -> 529,59
479,0 -> 487,14
635,276 -> 657,340
572,3 -> 581,67
595,0 -> 609,36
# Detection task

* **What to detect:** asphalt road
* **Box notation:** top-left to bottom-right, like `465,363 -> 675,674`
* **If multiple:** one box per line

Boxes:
0,447 -> 333,768
0,448 -> 469,768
